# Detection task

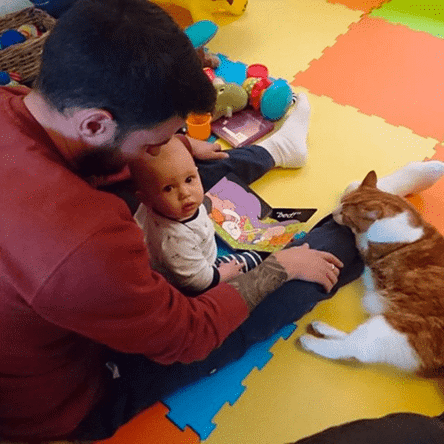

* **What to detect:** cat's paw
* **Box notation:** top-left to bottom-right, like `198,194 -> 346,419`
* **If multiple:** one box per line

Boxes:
299,334 -> 335,358
309,321 -> 347,339
299,334 -> 320,353
299,334 -> 348,360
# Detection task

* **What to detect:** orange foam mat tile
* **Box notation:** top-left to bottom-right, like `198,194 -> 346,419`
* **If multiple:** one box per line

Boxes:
408,144 -> 444,235
328,0 -> 387,13
292,16 -> 444,142
96,402 -> 200,444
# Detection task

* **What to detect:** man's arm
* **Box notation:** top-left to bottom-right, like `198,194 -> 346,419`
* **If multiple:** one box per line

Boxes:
33,218 -> 249,365
228,243 -> 343,311
175,134 -> 229,161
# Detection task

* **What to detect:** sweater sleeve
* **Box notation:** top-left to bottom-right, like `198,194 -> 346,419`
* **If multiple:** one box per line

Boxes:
32,218 -> 249,365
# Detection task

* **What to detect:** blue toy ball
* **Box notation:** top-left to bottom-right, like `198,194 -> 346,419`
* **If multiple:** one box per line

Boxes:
1,29 -> 26,49
260,79 -> 293,121
0,71 -> 11,86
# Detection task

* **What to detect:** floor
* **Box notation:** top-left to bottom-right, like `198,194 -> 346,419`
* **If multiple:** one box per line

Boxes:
98,1 -> 444,443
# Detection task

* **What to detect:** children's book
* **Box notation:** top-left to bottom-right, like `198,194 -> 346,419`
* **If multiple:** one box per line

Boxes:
204,173 -> 317,253
211,108 -> 275,148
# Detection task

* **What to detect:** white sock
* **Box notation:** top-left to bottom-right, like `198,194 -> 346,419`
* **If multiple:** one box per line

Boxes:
344,161 -> 444,197
260,92 -> 310,168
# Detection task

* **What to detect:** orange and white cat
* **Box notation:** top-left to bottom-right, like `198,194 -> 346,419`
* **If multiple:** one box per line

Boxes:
299,170 -> 444,376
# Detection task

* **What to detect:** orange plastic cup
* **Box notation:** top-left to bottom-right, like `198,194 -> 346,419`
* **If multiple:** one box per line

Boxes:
186,113 -> 212,140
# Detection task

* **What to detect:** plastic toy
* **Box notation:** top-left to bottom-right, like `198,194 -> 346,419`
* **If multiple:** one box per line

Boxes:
17,24 -> 41,39
0,71 -> 20,87
210,74 -> 248,121
184,20 -> 218,48
243,64 -> 293,121
186,113 -> 212,140
152,0 -> 248,23
184,20 -> 220,68
185,22 -> 292,122
0,29 -> 26,50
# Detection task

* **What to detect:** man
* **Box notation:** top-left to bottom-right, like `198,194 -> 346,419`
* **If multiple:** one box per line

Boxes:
5,0 -> 437,440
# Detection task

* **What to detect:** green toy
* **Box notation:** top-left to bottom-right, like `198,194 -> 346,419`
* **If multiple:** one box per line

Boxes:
212,77 -> 248,121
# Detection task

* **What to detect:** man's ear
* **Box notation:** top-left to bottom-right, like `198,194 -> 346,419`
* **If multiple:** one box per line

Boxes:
74,109 -> 118,146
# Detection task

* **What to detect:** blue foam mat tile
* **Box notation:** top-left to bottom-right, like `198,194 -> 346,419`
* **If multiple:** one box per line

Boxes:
163,323 -> 296,440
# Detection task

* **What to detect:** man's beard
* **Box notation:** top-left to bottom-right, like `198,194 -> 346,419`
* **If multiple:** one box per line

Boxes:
74,145 -> 126,178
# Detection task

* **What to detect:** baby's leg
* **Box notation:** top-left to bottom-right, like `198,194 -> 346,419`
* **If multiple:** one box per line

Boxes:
299,315 -> 421,372
215,251 -> 265,272
344,161 -> 444,197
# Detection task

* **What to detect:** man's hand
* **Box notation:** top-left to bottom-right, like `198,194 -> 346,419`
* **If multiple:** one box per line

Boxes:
196,47 -> 220,69
186,136 -> 229,161
217,259 -> 245,282
273,243 -> 343,293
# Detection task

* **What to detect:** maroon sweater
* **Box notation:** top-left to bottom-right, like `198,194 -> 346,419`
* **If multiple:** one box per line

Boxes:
0,86 -> 249,439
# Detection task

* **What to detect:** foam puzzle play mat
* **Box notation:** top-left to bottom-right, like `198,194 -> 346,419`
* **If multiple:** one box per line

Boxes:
3,0 -> 442,442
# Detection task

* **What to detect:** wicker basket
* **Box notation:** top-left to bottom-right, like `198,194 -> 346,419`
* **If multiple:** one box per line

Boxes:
0,7 -> 57,83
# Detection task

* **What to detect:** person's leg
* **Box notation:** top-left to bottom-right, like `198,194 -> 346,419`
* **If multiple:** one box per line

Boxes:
70,216 -> 362,441
290,412 -> 444,444
198,92 -> 312,191
259,92 -> 310,169
197,144 -> 275,191
215,250 -> 266,272
201,215 -> 363,366
69,350 -> 215,441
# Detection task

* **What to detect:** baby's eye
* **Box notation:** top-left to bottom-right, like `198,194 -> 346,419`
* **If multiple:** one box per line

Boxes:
163,185 -> 173,192
185,176 -> 194,183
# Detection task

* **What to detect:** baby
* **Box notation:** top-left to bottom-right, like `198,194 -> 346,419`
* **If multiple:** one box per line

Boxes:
131,136 -> 264,295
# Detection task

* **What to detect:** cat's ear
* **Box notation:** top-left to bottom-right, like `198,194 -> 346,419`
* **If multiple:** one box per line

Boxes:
361,171 -> 377,188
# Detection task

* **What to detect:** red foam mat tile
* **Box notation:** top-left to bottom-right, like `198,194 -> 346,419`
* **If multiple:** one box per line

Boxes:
408,145 -> 444,235
328,0 -> 387,13
292,16 -> 444,141
96,402 -> 200,444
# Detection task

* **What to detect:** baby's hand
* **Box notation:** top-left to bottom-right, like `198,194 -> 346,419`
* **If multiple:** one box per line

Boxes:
218,259 -> 245,282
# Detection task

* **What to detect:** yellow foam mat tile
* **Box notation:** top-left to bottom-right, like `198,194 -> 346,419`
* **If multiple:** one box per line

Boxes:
249,90 -> 439,228
207,0 -> 363,81
205,282 -> 444,444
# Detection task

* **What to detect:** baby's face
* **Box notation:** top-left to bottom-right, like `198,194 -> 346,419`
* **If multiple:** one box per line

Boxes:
137,137 -> 204,221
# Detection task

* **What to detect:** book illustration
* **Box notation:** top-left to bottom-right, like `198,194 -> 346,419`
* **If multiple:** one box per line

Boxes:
205,174 -> 316,253
211,108 -> 275,148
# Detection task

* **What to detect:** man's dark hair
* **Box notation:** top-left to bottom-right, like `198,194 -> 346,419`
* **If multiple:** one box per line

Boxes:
36,0 -> 216,130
